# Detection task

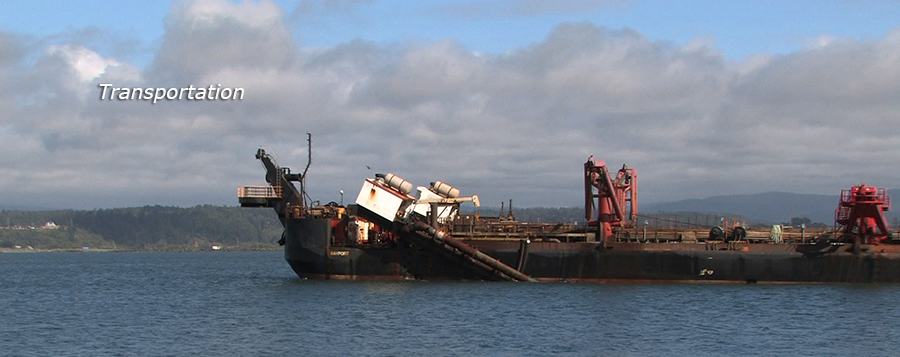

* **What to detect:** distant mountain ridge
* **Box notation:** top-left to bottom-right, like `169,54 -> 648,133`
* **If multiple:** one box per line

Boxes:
643,189 -> 900,225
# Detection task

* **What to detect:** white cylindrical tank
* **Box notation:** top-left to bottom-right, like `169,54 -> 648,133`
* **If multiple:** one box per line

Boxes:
430,181 -> 460,198
383,173 -> 413,195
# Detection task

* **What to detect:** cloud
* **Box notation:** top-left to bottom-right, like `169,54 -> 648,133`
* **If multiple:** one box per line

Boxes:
2,0 -> 900,211
150,0 -> 293,83
47,44 -> 125,83
429,0 -> 629,18
0,33 -> 28,68
287,0 -> 373,32
292,0 -> 373,16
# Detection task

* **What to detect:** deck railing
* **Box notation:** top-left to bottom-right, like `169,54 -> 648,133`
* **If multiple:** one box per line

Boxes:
238,185 -> 283,199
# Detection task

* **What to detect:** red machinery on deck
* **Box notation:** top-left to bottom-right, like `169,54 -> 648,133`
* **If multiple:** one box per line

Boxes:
584,156 -> 637,242
835,184 -> 892,244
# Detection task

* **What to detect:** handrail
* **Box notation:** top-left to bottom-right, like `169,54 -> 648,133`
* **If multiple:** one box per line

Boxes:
238,186 -> 283,199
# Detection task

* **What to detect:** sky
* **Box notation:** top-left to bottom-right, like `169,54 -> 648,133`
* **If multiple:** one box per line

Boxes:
1,0 -> 899,210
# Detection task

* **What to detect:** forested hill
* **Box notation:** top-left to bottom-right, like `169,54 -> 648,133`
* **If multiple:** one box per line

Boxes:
0,206 -> 282,251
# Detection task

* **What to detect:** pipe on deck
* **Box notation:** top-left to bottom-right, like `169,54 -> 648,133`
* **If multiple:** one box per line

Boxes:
410,222 -> 536,282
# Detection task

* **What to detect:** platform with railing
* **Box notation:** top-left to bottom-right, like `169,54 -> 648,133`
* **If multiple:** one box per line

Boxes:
238,185 -> 283,207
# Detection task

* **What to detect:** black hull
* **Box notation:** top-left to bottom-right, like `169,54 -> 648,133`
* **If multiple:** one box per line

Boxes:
284,217 -> 477,280
284,218 -> 900,283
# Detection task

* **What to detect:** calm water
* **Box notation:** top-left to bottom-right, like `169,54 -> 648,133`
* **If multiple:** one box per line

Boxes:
2,251 -> 900,356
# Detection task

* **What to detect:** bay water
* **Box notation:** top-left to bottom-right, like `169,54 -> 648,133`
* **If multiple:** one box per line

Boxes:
2,251 -> 899,356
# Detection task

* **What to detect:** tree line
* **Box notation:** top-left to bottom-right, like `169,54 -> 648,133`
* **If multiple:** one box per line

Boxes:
0,205 -> 282,250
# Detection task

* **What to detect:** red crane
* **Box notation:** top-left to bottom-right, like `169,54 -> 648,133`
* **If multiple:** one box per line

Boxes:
834,184 -> 892,244
584,156 -> 637,242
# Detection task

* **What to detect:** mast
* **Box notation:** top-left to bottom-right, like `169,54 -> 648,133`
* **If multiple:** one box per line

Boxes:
301,132 -> 311,207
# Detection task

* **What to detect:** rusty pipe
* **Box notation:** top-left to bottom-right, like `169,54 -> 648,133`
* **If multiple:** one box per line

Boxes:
409,221 -> 536,282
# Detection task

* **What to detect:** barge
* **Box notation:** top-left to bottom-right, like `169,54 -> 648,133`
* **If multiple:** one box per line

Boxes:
239,136 -> 899,283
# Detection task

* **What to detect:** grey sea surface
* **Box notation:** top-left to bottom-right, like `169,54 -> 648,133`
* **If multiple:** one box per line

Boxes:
1,251 -> 898,356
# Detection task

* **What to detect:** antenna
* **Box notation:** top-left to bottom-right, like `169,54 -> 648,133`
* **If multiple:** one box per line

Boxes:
303,133 -> 311,178
300,133 -> 312,207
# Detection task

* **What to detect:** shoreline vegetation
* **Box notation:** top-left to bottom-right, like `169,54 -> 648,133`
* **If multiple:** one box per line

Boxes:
0,205 -> 283,253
